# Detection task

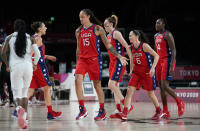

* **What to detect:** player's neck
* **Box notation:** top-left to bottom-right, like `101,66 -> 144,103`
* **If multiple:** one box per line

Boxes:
159,29 -> 165,34
36,32 -> 42,37
109,28 -> 115,34
133,40 -> 140,48
83,22 -> 93,29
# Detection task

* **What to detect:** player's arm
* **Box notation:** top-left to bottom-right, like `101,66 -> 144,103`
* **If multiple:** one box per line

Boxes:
31,37 -> 41,70
164,31 -> 176,75
0,44 -> 2,69
114,31 -> 133,73
45,55 -> 56,62
75,27 -> 81,64
1,35 -> 12,72
35,36 -> 43,47
0,44 -> 2,51
95,25 -> 128,65
129,45 -> 134,76
153,34 -> 157,50
143,43 -> 159,77
31,35 -> 42,56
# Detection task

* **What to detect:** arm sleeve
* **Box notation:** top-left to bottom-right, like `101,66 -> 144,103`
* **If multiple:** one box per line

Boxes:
31,44 -> 41,65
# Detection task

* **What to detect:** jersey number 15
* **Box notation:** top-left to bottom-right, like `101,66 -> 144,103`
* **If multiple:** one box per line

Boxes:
83,38 -> 90,46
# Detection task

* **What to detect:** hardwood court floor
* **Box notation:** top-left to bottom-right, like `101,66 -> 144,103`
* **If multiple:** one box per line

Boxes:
0,101 -> 200,131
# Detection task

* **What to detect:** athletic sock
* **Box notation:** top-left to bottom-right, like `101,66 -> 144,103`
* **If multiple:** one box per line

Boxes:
123,107 -> 128,115
156,106 -> 161,113
99,103 -> 104,109
116,104 -> 121,112
175,97 -> 181,104
47,105 -> 53,113
121,99 -> 125,105
78,100 -> 84,107
163,104 -> 168,113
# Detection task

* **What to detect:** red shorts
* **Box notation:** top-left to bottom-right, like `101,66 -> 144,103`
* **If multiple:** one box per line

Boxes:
30,66 -> 52,89
156,58 -> 176,81
75,56 -> 102,80
128,71 -> 156,91
109,59 -> 126,82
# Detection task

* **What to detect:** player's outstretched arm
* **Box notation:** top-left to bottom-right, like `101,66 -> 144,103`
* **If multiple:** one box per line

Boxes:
95,25 -> 128,66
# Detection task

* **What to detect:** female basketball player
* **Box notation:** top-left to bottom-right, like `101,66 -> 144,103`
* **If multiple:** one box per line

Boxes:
75,9 -> 128,121
27,21 -> 62,120
104,15 -> 133,118
119,30 -> 162,121
1,19 -> 40,129
154,18 -> 184,118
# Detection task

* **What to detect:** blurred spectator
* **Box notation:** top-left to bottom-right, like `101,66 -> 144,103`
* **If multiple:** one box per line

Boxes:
0,41 -> 15,107
4,21 -> 14,35
68,61 -> 76,73
0,28 -> 7,44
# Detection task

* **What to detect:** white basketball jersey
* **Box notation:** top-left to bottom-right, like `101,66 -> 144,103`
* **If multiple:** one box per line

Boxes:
9,32 -> 32,68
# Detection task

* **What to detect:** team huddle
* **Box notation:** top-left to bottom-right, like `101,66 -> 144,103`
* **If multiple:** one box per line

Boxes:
0,9 -> 185,129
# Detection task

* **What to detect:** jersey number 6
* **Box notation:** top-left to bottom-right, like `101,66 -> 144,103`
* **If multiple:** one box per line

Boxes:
136,58 -> 141,64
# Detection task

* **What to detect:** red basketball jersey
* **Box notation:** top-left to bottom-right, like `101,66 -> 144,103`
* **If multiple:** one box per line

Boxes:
31,34 -> 52,87
78,24 -> 101,58
154,30 -> 172,59
107,30 -> 125,61
32,34 -> 46,66
131,42 -> 152,73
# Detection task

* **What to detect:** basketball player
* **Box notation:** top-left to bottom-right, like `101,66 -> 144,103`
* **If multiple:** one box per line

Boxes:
1,19 -> 40,129
75,9 -> 128,120
27,21 -> 62,120
155,18 -> 184,118
119,30 -> 162,121
104,15 -> 133,118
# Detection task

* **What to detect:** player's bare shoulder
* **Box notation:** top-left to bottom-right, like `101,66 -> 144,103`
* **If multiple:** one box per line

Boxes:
164,30 -> 173,39
5,34 -> 13,42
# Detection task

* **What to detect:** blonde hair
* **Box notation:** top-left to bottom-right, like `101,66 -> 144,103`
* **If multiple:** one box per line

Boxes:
106,15 -> 118,28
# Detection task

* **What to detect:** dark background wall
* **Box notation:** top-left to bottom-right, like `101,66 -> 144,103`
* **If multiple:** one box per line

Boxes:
0,0 -> 199,72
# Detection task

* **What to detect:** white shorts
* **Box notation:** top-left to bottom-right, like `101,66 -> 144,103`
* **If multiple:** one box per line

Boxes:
10,62 -> 33,99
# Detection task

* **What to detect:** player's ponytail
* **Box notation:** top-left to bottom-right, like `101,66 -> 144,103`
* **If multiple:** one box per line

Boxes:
132,30 -> 149,43
81,9 -> 102,26
106,15 -> 118,28
14,19 -> 27,58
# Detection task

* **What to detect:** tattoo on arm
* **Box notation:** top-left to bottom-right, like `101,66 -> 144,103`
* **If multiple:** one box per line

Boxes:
97,26 -> 119,58
108,46 -> 119,57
